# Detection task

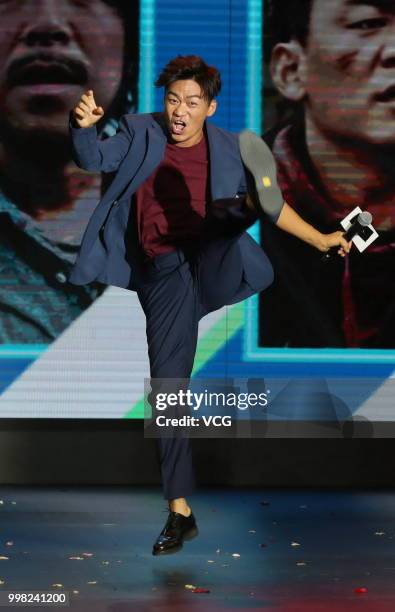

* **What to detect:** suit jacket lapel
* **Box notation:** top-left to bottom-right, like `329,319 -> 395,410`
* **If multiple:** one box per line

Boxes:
115,115 -> 167,202
140,115 -> 167,183
206,121 -> 242,200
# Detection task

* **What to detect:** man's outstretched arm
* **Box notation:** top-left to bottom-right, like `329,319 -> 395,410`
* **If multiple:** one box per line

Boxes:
69,90 -> 134,173
274,201 -> 351,256
240,131 -> 351,256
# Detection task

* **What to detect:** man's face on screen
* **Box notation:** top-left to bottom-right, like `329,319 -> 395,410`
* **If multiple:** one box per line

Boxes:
0,0 -> 125,134
284,0 -> 395,145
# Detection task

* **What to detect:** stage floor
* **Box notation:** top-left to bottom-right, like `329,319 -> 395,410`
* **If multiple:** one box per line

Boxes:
0,486 -> 394,611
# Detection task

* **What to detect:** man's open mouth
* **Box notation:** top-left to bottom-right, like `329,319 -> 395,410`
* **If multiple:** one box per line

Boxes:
8,61 -> 86,88
172,119 -> 187,135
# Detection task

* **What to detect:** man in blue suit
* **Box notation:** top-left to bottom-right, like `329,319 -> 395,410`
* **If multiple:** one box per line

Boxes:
69,55 -> 350,555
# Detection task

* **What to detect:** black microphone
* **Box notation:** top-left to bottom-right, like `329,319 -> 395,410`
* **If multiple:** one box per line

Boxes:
322,211 -> 373,261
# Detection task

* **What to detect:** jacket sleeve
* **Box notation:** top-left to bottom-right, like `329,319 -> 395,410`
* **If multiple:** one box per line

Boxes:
68,112 -> 134,173
237,168 -> 247,197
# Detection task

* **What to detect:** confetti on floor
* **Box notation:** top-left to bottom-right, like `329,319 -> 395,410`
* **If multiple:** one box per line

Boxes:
0,487 -> 393,610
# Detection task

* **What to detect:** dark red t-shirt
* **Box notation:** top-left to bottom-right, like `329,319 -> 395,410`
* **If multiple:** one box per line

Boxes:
135,133 -> 209,258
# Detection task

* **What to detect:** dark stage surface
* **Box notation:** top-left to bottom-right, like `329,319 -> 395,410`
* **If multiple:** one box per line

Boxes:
0,486 -> 394,611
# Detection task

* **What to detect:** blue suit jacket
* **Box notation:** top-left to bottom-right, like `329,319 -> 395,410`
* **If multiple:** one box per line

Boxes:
68,112 -> 271,291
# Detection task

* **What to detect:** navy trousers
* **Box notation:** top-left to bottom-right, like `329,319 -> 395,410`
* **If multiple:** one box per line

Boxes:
134,199 -> 273,500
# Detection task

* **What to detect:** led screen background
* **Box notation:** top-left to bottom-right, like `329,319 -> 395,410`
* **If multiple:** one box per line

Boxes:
259,0 -> 395,354
0,0 -> 393,422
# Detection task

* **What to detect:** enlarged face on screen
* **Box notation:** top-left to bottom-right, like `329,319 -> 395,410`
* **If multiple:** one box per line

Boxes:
0,0 -> 124,134
271,0 -> 395,145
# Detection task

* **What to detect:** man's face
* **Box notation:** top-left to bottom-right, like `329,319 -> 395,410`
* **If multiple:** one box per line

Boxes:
163,79 -> 217,147
0,0 -> 125,135
301,0 -> 395,145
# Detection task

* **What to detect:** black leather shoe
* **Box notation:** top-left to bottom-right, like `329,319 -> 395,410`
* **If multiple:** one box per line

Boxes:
152,511 -> 198,556
239,129 -> 285,222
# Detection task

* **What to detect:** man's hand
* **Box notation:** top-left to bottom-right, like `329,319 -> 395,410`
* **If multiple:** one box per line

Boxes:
72,90 -> 104,128
316,231 -> 352,257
